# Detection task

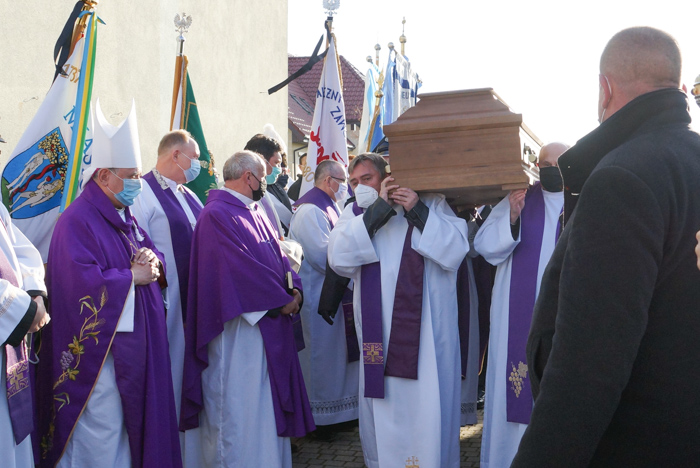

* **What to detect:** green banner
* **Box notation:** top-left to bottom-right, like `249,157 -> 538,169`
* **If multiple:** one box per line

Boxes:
183,72 -> 217,204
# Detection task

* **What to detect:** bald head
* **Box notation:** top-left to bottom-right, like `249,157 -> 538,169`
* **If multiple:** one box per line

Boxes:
601,27 -> 681,98
539,142 -> 570,167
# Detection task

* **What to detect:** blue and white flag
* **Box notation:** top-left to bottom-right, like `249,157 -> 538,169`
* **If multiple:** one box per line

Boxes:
393,53 -> 420,117
300,35 -> 349,197
382,55 -> 397,126
383,51 -> 421,127
1,35 -> 93,261
358,63 -> 384,153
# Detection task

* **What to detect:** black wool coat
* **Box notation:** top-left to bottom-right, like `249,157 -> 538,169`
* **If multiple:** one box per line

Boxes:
512,89 -> 700,467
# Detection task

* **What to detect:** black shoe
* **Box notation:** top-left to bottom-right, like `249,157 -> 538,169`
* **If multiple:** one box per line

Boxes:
291,443 -> 299,453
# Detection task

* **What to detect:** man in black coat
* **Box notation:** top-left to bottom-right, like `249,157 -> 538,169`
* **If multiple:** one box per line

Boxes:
512,27 -> 700,467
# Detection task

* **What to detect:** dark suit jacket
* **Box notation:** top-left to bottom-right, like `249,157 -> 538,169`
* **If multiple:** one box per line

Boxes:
513,89 -> 700,467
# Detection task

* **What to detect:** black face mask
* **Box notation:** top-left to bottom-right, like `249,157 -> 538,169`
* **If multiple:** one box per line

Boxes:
277,174 -> 289,187
251,173 -> 267,201
539,166 -> 563,192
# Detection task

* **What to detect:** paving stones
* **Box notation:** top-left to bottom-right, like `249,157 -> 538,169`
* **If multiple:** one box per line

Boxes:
292,409 -> 484,467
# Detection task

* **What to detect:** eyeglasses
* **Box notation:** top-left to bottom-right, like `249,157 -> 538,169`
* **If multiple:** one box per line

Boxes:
329,175 -> 347,185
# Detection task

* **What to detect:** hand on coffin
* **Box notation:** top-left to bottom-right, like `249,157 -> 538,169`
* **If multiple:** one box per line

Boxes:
280,289 -> 302,316
390,187 -> 419,212
695,230 -> 700,271
379,177 -> 399,204
29,296 -> 49,333
509,189 -> 527,224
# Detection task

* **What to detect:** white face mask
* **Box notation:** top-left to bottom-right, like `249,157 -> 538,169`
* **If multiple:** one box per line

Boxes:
334,182 -> 348,203
354,184 -> 378,208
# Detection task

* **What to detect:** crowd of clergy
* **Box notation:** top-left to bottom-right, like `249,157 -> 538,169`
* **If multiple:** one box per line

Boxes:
2,25 -> 700,468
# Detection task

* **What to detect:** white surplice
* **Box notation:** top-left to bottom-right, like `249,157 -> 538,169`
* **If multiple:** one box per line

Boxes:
131,171 -> 202,466
328,194 -> 469,468
474,189 -> 563,468
194,188 -> 290,468
268,191 -> 293,231
0,204 -> 46,468
289,203 -> 359,426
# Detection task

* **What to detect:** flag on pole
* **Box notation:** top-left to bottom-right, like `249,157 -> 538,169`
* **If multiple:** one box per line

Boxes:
300,34 -> 349,197
358,63 -> 385,153
1,5 -> 100,261
392,53 -> 420,118
170,55 -> 217,204
382,50 -> 421,127
61,9 -> 102,211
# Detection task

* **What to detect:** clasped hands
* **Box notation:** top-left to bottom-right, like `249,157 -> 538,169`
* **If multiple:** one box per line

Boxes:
280,289 -> 302,316
131,247 -> 160,285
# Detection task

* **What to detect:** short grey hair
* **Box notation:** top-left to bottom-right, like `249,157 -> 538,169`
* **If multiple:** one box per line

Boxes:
348,152 -> 387,179
222,150 -> 265,181
314,159 -> 344,184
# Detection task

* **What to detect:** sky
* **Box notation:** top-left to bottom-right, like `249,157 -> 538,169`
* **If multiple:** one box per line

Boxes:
288,0 -> 700,146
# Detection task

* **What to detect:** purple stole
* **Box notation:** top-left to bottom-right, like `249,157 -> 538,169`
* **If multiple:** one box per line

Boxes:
0,226 -> 33,444
352,202 -> 425,399
506,183 -> 560,423
294,188 -> 359,362
143,172 -> 202,321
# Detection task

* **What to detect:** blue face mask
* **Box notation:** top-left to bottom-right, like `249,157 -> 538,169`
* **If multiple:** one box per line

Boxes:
177,154 -> 201,183
109,170 -> 143,206
266,164 -> 282,184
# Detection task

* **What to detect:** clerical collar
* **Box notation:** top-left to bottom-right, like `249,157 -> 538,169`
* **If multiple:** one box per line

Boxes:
116,207 -> 126,221
153,168 -> 179,191
222,186 -> 256,208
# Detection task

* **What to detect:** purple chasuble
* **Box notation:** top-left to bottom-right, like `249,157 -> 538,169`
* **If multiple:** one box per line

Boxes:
352,202 -> 425,399
143,171 -> 202,322
180,189 -> 315,437
0,234 -> 33,444
294,188 -> 359,361
36,180 -> 181,468
506,182 -> 548,424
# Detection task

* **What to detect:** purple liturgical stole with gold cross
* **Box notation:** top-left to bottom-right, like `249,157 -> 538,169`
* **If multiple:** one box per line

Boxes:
352,202 -> 425,399
143,172 -> 202,322
0,227 -> 33,444
506,183 -> 551,424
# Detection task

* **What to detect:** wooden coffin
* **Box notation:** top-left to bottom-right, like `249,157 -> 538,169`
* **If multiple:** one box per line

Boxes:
382,88 -> 541,208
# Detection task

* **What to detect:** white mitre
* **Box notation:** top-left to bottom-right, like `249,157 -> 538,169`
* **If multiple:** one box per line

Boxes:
84,99 -> 142,181
263,123 -> 288,155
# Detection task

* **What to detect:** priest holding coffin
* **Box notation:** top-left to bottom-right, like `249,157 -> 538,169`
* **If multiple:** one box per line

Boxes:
180,151 -> 315,467
0,142 -> 49,468
328,153 -> 469,468
37,102 -> 181,468
473,142 -> 567,468
131,129 -> 203,464
289,160 -> 359,433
